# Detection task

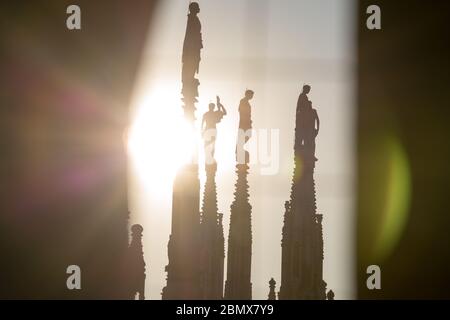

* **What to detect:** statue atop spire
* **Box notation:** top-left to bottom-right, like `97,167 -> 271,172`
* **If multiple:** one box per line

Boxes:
181,1 -> 203,122
280,85 -> 329,300
163,2 -> 204,299
225,89 -> 255,300
198,89 -> 227,299
182,2 -> 203,81
295,84 -> 319,160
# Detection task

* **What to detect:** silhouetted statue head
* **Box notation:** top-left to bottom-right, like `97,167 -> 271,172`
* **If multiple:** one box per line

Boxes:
189,2 -> 200,15
302,84 -> 311,94
245,89 -> 254,100
208,103 -> 215,111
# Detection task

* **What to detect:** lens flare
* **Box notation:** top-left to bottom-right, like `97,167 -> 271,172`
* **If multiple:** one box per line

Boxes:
376,136 -> 411,261
128,85 -> 196,196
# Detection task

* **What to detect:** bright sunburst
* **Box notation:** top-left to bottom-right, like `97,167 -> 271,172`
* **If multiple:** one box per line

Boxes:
128,84 -> 196,195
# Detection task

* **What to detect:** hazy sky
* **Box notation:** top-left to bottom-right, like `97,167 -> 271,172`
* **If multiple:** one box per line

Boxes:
129,0 -> 356,299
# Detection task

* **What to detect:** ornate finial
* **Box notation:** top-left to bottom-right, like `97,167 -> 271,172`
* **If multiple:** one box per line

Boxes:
131,224 -> 143,236
327,290 -> 335,300
268,278 -> 277,300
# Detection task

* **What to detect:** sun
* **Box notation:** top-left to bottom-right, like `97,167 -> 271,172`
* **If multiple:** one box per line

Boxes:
128,84 -> 196,195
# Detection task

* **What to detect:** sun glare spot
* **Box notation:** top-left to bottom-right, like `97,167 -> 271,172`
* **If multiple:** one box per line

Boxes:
128,85 -> 196,195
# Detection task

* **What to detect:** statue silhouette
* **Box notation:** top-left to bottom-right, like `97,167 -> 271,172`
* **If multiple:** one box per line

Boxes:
236,89 -> 254,164
182,2 -> 203,82
295,85 -> 319,159
303,101 -> 320,158
239,89 -> 254,132
202,96 -> 227,162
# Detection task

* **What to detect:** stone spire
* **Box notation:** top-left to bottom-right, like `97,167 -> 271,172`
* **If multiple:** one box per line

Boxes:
162,2 -> 203,299
128,224 -> 146,300
279,85 -> 328,300
199,163 -> 225,299
224,163 -> 252,300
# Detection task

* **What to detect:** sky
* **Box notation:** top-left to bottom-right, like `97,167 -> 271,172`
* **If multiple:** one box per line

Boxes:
128,0 -> 356,300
